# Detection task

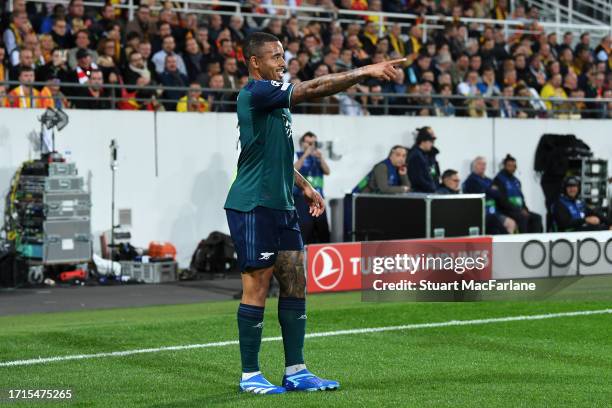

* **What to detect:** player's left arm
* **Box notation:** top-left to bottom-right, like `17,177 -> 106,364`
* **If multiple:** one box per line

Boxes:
295,169 -> 325,217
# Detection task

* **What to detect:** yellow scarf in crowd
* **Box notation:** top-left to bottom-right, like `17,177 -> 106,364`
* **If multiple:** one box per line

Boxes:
389,33 -> 405,56
9,23 -> 24,47
363,31 -> 378,47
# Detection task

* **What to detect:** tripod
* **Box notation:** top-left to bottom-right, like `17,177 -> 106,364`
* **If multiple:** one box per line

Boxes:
110,140 -> 118,261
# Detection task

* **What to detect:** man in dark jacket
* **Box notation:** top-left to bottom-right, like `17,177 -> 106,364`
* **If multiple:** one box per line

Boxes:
552,176 -> 610,232
353,145 -> 410,194
463,156 -> 516,234
159,54 -> 188,111
436,169 -> 460,194
407,127 -> 439,192
493,154 -> 543,233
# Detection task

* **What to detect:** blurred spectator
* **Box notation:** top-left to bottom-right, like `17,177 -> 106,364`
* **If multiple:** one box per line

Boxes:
499,85 -> 520,118
9,48 -> 36,81
417,81 -> 436,116
39,34 -> 55,64
126,5 -> 157,41
540,73 -> 567,113
206,73 -> 232,112
197,60 -> 221,91
228,15 -> 247,44
450,53 -> 469,86
72,69 -> 110,109
353,145 -> 410,194
137,40 -> 157,80
338,84 -> 366,116
66,0 -> 92,35
183,37 -> 205,82
433,83 -> 456,117
0,86 -> 8,108
153,35 -> 187,76
121,51 -> 157,110
8,67 -> 41,108
222,57 -> 240,90
493,154 -> 543,233
125,31 -> 140,53
0,46 -> 7,82
3,10 -> 31,63
283,58 -> 301,83
463,156 -> 516,234
177,82 -> 209,112
552,176 -> 610,232
408,127 -> 439,193
406,53 -> 431,85
40,76 -> 70,109
525,54 -> 547,92
585,71 -> 606,118
160,54 -> 188,111
67,48 -> 97,90
457,70 -> 480,97
91,4 -> 117,41
39,4 -> 67,34
436,169 -> 460,194
36,47 -> 70,83
367,83 -> 386,115
51,18 -> 71,49
477,65 -> 501,97
468,97 -> 489,118
68,29 -> 97,70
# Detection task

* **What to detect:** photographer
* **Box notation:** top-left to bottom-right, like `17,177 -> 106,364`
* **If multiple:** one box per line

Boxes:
293,131 -> 331,244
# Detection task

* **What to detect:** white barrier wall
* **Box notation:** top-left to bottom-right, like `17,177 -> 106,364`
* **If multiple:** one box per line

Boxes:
1,109 -> 611,266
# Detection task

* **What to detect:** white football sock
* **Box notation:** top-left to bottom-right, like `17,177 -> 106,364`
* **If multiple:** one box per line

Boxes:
241,371 -> 261,381
285,364 -> 307,376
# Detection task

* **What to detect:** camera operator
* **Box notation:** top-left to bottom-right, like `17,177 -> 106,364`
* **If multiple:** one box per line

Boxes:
552,176 -> 610,232
353,145 -> 410,194
293,131 -> 331,244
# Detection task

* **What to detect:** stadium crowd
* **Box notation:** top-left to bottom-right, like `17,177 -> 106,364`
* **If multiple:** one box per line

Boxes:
1,0 -> 612,116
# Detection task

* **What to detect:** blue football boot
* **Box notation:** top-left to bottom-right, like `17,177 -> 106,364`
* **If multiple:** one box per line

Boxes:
239,373 -> 286,395
282,369 -> 340,392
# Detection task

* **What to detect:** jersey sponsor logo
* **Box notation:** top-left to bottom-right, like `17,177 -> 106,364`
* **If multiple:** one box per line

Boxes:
259,252 -> 275,260
312,246 -> 344,290
270,80 -> 282,87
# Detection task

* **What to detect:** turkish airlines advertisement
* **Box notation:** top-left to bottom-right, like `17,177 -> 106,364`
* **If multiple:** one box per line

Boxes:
306,237 -> 493,294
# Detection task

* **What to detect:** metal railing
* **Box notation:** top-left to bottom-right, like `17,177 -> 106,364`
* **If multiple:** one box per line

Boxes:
2,80 -> 612,119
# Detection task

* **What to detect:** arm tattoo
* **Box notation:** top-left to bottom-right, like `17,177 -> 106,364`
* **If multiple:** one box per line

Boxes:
291,67 -> 368,106
294,169 -> 311,191
273,250 -> 306,298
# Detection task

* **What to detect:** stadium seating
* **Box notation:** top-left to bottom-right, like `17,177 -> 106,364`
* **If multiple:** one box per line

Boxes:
1,0 -> 611,117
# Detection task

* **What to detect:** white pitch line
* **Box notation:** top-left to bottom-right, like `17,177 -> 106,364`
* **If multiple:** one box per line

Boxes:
1,308 -> 611,368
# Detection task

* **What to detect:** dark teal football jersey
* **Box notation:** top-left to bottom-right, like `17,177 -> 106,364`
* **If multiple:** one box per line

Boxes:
224,79 -> 296,212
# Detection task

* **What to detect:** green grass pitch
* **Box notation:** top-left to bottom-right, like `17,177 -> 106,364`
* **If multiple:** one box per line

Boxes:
1,292 -> 611,407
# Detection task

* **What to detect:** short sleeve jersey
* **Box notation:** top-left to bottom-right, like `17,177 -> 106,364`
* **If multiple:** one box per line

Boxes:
224,79 -> 296,212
